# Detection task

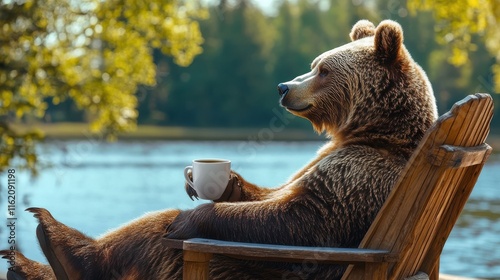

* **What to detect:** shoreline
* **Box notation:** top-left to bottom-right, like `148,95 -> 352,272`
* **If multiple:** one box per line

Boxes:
10,122 -> 500,151
12,122 -> 323,141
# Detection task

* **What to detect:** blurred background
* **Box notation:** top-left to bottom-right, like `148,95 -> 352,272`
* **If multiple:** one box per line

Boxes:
0,0 -> 499,278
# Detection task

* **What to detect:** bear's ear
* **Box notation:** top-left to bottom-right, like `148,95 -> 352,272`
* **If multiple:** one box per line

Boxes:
374,20 -> 404,64
349,20 -> 375,41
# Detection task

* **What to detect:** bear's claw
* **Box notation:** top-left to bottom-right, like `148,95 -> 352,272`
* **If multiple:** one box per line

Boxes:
0,249 -> 27,263
0,250 -> 11,259
25,207 -> 54,222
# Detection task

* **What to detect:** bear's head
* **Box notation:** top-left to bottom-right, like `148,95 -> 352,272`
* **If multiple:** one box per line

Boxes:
278,20 -> 437,159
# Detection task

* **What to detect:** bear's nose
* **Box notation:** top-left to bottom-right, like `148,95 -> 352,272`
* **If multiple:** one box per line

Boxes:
277,83 -> 289,97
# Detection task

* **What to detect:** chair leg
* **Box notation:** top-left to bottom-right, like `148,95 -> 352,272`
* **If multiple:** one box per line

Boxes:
183,250 -> 212,280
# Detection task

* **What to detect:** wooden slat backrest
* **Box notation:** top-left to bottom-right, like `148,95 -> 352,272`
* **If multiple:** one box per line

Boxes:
343,93 -> 494,279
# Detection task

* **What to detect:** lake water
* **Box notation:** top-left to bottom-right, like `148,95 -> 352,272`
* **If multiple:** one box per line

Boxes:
1,140 -> 499,278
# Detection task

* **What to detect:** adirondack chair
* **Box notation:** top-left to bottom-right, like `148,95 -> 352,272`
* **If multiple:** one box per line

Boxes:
166,93 -> 494,280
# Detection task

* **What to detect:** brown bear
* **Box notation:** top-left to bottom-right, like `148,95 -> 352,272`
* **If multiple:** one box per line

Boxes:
1,19 -> 437,280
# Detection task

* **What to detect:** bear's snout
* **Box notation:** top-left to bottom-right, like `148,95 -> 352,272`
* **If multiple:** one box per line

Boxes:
277,83 -> 289,97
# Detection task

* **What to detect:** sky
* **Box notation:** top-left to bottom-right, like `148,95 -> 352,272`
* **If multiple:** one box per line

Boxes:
200,0 -> 281,15
205,0 -> 332,16
252,0 -> 278,13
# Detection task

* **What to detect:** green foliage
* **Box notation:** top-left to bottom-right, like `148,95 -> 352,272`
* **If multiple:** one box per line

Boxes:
408,0 -> 500,92
0,123 -> 43,175
0,0 -> 205,174
146,1 -> 282,128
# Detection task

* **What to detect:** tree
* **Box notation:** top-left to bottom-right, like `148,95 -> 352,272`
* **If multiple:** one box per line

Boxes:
0,0 -> 205,174
159,0 -> 278,128
407,0 -> 500,93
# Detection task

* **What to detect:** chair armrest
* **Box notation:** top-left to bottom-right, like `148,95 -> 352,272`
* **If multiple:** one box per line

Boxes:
165,238 -> 398,265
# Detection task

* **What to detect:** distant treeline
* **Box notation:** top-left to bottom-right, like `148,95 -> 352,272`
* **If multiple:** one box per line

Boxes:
45,0 -> 500,133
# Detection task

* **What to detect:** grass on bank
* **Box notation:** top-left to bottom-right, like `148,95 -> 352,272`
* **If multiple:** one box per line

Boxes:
13,122 -> 323,141
12,122 -> 500,151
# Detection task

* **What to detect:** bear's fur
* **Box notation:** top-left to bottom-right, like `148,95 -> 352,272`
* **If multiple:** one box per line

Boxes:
1,19 -> 437,280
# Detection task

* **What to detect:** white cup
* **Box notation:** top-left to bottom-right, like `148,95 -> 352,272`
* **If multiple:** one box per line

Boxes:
184,159 -> 231,200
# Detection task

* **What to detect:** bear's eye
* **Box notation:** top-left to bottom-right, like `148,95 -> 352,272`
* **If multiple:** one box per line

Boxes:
319,68 -> 329,77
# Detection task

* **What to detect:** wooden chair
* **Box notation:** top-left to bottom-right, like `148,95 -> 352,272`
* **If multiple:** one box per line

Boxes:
166,93 -> 494,280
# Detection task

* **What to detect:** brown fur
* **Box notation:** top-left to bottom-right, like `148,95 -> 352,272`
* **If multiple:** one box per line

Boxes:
1,20 -> 437,280
0,250 -> 54,279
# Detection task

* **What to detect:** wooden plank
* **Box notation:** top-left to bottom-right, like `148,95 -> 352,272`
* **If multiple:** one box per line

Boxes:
390,164 -> 453,277
365,262 -> 388,279
182,238 -> 398,264
399,166 -> 462,276
427,144 -> 492,168
429,258 -> 439,280
164,238 -> 184,249
404,148 -> 472,273
420,161 -> 491,272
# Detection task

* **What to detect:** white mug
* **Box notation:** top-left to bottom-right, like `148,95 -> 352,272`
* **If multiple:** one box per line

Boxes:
183,159 -> 231,200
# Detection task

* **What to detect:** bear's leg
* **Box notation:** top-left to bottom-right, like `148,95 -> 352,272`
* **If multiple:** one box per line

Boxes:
26,207 -> 97,279
95,209 -> 183,279
0,250 -> 54,280
25,207 -> 183,279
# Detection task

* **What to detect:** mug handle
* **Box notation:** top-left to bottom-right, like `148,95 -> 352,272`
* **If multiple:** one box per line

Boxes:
184,166 -> 195,189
